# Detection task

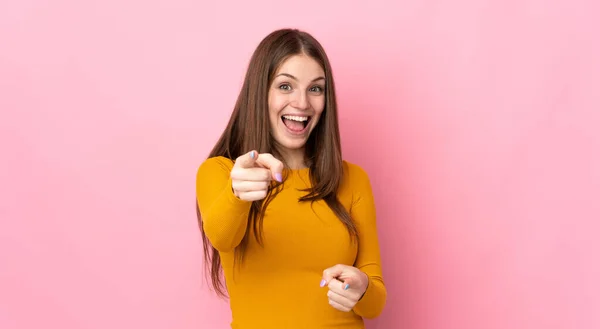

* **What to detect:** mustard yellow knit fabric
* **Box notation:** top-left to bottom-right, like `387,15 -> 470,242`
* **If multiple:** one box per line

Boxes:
196,156 -> 386,328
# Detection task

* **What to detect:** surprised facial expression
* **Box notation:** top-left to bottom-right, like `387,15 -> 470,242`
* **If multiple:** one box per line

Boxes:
268,54 -> 326,151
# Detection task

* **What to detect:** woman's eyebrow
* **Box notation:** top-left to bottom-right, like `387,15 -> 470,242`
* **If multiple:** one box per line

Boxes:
276,73 -> 325,82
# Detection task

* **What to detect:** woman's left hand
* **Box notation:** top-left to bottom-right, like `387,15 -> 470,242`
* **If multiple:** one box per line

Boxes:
320,264 -> 369,312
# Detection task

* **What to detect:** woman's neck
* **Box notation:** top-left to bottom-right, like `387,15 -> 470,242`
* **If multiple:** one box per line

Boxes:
277,147 -> 306,170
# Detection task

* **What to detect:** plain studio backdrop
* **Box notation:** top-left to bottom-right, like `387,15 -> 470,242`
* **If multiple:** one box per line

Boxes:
1,1 -> 599,328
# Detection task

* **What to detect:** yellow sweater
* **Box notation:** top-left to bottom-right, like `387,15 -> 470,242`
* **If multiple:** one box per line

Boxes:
196,156 -> 386,328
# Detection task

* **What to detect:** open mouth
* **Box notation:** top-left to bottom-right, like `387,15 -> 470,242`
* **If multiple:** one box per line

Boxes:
281,115 -> 311,133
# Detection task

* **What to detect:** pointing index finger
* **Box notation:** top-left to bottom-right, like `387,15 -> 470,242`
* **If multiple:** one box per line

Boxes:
320,264 -> 345,287
255,153 -> 284,182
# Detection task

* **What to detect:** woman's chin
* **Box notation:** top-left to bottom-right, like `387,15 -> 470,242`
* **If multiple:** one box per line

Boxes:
273,137 -> 308,151
272,127 -> 312,151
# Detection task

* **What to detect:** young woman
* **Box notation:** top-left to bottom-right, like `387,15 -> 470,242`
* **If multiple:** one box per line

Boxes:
195,28 -> 386,328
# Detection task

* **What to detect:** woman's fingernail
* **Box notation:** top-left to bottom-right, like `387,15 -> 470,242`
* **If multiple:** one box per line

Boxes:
320,279 -> 326,287
250,151 -> 255,159
344,284 -> 350,290
275,173 -> 283,182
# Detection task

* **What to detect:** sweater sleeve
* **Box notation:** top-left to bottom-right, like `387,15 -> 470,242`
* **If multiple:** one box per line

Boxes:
348,164 -> 387,319
196,156 -> 252,253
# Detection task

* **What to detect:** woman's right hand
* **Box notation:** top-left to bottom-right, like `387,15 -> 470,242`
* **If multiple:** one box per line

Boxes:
230,150 -> 284,201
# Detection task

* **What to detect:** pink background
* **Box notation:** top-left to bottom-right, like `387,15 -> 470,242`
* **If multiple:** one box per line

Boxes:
1,1 -> 599,328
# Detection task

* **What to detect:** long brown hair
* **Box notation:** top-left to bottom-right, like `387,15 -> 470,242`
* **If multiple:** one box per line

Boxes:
196,28 -> 358,297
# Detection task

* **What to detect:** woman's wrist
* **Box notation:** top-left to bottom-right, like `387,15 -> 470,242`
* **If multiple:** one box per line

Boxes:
358,270 -> 369,300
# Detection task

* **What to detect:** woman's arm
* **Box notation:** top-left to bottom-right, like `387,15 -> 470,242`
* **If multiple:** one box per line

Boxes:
349,164 -> 387,318
196,156 -> 251,252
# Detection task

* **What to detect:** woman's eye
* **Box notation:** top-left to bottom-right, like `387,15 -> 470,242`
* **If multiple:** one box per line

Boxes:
310,86 -> 324,93
279,84 -> 292,91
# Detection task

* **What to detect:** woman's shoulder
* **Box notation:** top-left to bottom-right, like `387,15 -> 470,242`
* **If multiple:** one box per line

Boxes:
341,160 -> 372,189
342,160 -> 369,177
197,156 -> 234,176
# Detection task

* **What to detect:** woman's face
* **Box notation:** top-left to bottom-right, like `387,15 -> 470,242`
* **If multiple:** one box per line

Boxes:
268,54 -> 326,152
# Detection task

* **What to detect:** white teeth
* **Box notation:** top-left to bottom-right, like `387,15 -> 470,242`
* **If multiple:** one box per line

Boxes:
282,115 -> 309,122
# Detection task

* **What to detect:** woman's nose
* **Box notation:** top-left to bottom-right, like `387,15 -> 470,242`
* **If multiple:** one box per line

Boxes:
291,91 -> 309,110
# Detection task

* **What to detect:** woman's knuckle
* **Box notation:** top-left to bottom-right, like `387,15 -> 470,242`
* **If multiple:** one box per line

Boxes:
262,171 -> 271,181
